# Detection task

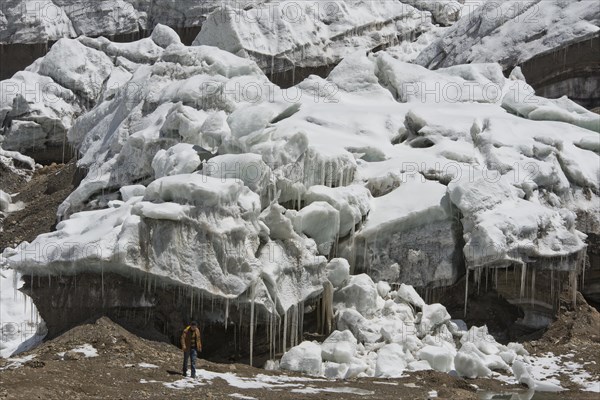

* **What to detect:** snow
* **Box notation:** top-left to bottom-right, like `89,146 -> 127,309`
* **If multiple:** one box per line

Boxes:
375,343 -> 407,378
278,341 -> 323,375
416,345 -> 454,373
416,0 -> 600,69
321,330 -> 357,364
57,344 -> 99,359
325,258 -> 351,289
1,9 -> 599,392
194,1 -> 434,75
293,201 -> 340,255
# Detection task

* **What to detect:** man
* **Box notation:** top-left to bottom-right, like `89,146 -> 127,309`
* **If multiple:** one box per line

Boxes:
181,321 -> 202,378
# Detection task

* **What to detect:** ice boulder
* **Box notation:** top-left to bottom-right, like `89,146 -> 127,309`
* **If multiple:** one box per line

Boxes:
119,185 -> 146,202
294,201 -> 340,255
37,38 -> 113,104
203,154 -> 272,201
150,24 -> 182,48
321,330 -> 358,364
152,143 -> 202,178
325,258 -> 350,289
455,350 -> 492,379
377,281 -> 391,299
0,190 -> 11,213
259,204 -> 296,241
375,343 -> 407,378
419,304 -> 451,334
323,362 -> 350,379
395,284 -> 426,309
512,360 -> 564,392
417,345 -> 454,373
280,341 -> 323,375
334,274 -> 380,317
304,185 -> 372,238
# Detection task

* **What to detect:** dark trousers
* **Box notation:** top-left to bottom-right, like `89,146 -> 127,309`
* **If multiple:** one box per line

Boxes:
183,348 -> 197,377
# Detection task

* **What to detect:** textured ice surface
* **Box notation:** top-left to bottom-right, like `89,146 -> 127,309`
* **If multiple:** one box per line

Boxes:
2,12 -> 599,370
416,0 -> 600,69
194,0 -> 434,74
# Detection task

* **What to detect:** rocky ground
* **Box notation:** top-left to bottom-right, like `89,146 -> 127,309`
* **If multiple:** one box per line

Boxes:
0,314 -> 598,400
0,161 -> 75,251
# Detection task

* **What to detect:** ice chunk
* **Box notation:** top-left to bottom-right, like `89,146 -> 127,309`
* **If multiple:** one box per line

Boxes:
455,351 -> 492,379
294,202 -> 340,256
512,360 -> 564,392
151,24 -> 182,48
321,330 -> 357,364
396,284 -> 425,309
203,154 -> 272,202
375,343 -> 407,378
325,258 -> 350,289
419,304 -> 451,333
376,281 -> 391,299
417,345 -> 454,373
280,341 -> 323,375
0,190 -> 11,213
334,274 -> 380,317
119,185 -> 146,202
323,362 -> 350,379
38,39 -> 113,103
304,185 -> 372,238
152,144 -> 202,178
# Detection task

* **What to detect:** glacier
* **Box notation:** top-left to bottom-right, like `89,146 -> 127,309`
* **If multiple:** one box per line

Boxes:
0,3 -> 598,395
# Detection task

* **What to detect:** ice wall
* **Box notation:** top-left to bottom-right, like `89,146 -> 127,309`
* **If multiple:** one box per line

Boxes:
1,23 -> 598,355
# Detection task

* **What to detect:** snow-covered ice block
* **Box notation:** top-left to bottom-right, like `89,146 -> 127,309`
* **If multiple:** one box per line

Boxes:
375,343 -> 407,378
280,341 -> 323,375
334,274 -> 380,317
304,185 -> 372,238
294,201 -> 340,255
419,304 -> 451,333
455,350 -> 492,379
152,143 -> 201,178
119,185 -> 146,202
325,258 -> 350,289
321,330 -> 357,364
417,345 -> 454,373
395,284 -> 425,309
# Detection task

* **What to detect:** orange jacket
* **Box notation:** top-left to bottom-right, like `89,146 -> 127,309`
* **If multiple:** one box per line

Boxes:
181,326 -> 202,352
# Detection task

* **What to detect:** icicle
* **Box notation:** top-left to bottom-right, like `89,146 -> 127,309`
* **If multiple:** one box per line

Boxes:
551,269 -> 555,308
282,308 -> 288,353
190,288 -> 194,316
101,266 -> 104,301
225,298 -> 229,331
494,268 -> 498,290
249,284 -> 256,367
322,281 -> 334,336
298,300 -> 304,344
464,268 -> 469,318
520,264 -> 527,299
569,269 -> 577,309
531,266 -> 536,306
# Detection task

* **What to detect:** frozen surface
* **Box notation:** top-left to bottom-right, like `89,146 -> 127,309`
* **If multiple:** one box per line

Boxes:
194,0 -> 436,74
416,0 -> 600,69
1,16 -> 599,384
0,268 -> 44,358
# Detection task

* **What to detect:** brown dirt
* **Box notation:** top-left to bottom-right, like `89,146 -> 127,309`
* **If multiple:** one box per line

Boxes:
525,291 -> 600,391
0,161 -> 75,251
0,317 -> 533,400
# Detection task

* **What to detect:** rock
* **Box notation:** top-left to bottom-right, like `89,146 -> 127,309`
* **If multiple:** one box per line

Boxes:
64,351 -> 84,361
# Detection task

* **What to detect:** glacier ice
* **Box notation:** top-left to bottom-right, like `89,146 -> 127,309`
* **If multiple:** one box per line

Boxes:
416,0 -> 600,69
1,16 -> 598,379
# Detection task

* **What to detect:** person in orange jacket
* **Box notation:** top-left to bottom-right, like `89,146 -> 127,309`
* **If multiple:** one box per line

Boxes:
181,321 -> 202,378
